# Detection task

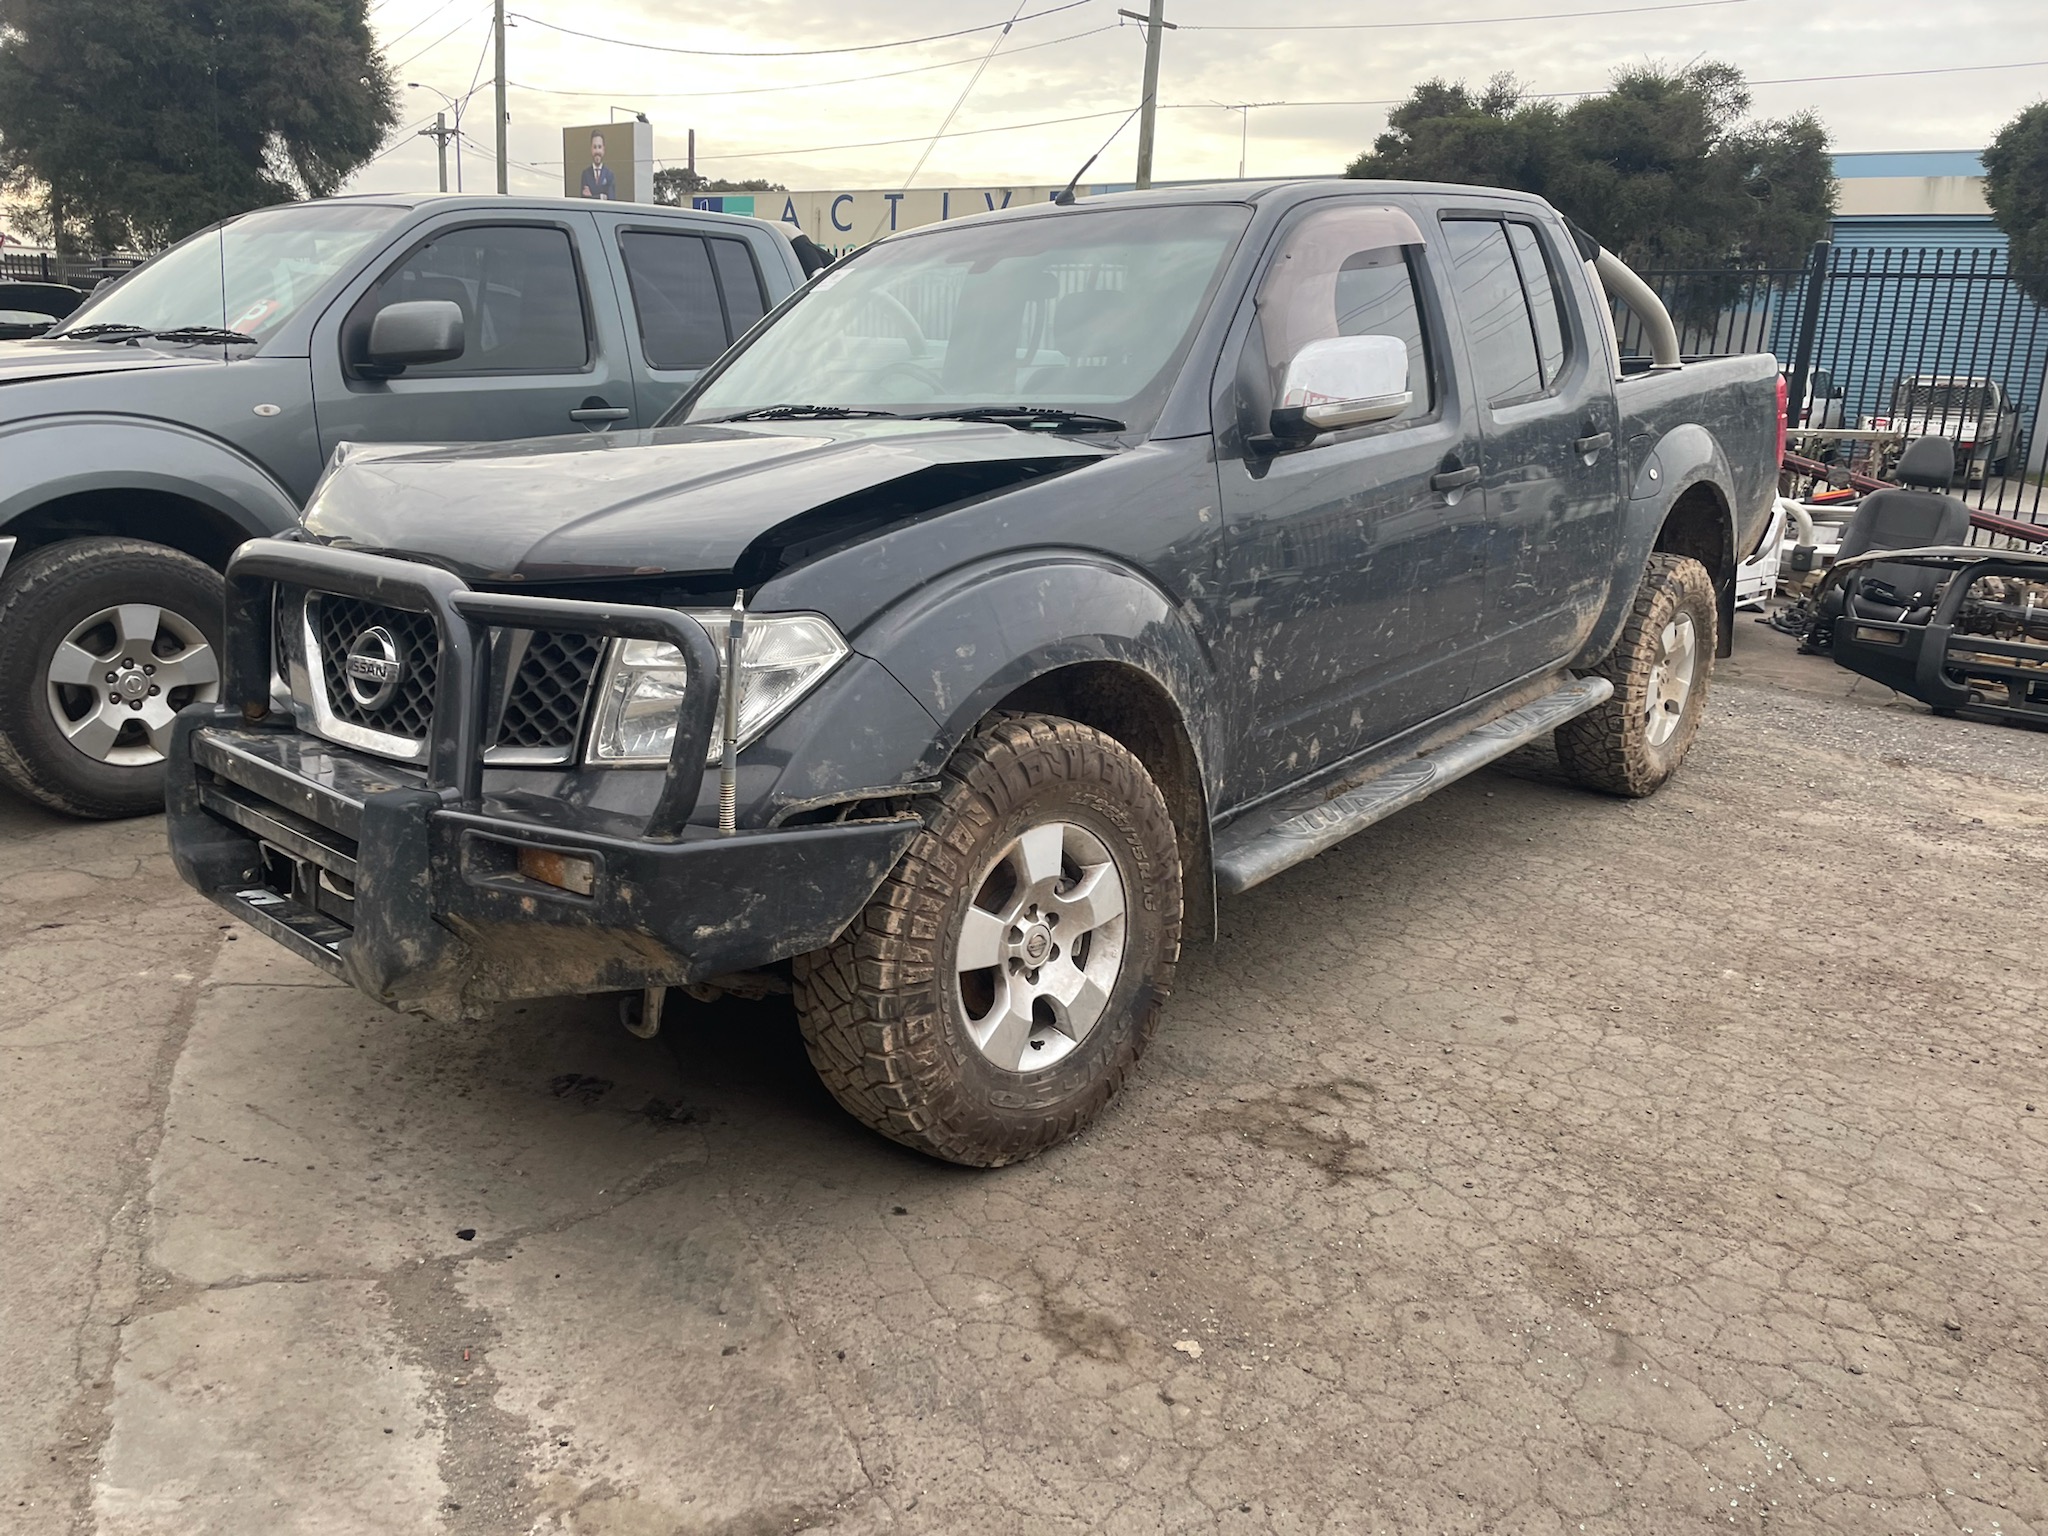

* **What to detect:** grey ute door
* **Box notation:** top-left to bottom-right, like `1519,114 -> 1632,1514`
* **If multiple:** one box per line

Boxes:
312,215 -> 637,457
1214,201 -> 1491,807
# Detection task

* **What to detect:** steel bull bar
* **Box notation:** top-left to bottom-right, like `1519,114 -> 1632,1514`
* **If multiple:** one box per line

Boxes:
166,539 -> 920,1020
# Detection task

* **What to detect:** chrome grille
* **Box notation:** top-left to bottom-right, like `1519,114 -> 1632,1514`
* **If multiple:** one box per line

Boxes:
312,596 -> 439,739
295,593 -> 602,763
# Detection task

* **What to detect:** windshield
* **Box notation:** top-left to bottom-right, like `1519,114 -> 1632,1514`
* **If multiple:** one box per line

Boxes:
57,203 -> 407,343
674,203 -> 1252,432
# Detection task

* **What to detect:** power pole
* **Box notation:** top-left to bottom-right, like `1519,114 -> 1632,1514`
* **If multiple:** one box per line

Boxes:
418,112 -> 452,192
1118,2 -> 1174,189
493,0 -> 508,194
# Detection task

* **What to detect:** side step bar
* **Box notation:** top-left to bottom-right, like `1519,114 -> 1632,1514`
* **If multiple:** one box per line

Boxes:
1213,676 -> 1614,896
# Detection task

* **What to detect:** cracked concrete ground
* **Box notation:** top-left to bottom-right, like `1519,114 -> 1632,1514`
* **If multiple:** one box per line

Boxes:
4,622 -> 2046,1535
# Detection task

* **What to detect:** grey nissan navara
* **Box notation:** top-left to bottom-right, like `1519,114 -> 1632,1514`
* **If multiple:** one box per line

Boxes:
0,194 -> 807,817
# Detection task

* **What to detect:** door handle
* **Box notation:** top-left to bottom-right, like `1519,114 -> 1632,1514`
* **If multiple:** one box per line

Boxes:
1430,465 -> 1481,493
569,405 -> 631,424
1573,431 -> 1613,455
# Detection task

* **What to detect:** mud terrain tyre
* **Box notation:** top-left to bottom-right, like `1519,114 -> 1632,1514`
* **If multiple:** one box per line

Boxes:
794,714 -> 1183,1167
1554,552 -> 1716,798
0,538 -> 224,819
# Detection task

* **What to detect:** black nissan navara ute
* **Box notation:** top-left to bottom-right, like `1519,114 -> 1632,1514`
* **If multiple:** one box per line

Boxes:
167,181 -> 1782,1166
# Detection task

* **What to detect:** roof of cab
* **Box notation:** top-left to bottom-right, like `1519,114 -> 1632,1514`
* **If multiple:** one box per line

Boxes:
298,191 -> 795,241
862,177 -> 1555,242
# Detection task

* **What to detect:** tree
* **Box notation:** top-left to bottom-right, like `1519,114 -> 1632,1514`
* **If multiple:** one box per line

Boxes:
1983,101 -> 2048,305
0,0 -> 397,253
1348,62 -> 1834,267
651,167 -> 784,207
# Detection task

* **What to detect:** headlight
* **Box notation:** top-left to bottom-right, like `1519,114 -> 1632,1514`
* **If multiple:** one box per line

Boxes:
588,612 -> 848,764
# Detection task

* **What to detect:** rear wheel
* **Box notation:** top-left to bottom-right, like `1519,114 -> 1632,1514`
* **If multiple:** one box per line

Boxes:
1554,552 -> 1716,798
0,538 -> 224,818
794,714 -> 1182,1167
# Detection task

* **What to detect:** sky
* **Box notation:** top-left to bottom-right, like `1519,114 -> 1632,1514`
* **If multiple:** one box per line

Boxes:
345,0 -> 2048,200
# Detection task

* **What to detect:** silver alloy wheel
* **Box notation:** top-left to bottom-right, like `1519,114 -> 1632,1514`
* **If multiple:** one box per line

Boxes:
955,820 -> 1128,1073
44,603 -> 221,767
1643,611 -> 1698,748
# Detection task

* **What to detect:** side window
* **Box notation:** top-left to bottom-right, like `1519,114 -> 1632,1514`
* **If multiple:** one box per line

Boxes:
618,231 -> 727,369
709,238 -> 769,335
1441,218 -> 1543,406
1506,222 -> 1569,384
1257,204 -> 1435,425
369,224 -> 589,375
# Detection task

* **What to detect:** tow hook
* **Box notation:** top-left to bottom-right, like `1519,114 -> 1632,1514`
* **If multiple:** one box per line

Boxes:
621,984 -> 667,1039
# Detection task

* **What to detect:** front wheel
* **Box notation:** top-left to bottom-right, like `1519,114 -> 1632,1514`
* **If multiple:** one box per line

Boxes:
1554,552 -> 1717,798
0,538 -> 225,818
794,714 -> 1183,1167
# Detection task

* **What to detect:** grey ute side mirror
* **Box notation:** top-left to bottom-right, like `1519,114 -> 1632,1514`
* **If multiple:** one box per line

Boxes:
362,300 -> 465,376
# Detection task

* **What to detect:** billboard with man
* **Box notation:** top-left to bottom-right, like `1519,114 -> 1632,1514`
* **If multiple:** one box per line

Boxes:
562,121 -> 653,204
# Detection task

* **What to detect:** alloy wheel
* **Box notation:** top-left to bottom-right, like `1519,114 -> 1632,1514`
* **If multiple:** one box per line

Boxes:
44,603 -> 221,767
1643,611 -> 1697,748
954,820 -> 1129,1073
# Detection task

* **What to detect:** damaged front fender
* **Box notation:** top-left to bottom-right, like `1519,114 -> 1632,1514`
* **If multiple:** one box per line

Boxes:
851,547 -> 1221,795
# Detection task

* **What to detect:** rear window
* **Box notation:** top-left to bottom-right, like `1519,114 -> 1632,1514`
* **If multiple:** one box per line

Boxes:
710,239 -> 768,334
618,231 -> 772,370
1902,382 -> 1991,414
619,232 -> 728,369
1441,216 -> 1577,405
1506,222 -> 1569,384
1441,219 -> 1544,405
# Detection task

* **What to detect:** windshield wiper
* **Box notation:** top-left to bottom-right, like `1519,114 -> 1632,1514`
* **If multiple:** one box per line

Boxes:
714,404 -> 902,422
143,326 -> 259,346
50,323 -> 256,346
911,407 -> 1126,433
57,323 -> 151,342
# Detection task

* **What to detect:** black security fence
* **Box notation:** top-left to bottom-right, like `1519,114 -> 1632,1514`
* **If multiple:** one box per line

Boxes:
1622,241 -> 2048,537
1,249 -> 142,287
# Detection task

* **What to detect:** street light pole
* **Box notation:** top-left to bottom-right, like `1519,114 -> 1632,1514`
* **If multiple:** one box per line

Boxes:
1220,102 -> 1278,179
1117,2 -> 1175,190
493,0 -> 508,194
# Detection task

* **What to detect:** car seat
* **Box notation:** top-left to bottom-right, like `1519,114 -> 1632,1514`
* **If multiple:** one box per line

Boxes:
1804,436 -> 1972,645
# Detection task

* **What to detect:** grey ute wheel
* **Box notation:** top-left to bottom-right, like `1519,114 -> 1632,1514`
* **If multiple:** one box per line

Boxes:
0,538 -> 225,819
1554,552 -> 1716,798
45,600 -> 219,767
794,713 -> 1182,1167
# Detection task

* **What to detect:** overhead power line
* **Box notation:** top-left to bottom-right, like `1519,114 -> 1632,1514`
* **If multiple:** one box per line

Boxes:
695,107 -> 1136,162
1743,57 -> 2048,88
1185,56 -> 2048,111
887,0 -> 1033,221
390,4 -> 489,72
503,23 -> 1119,102
379,0 -> 471,51
506,0 -> 1090,58
693,54 -> 2048,162
1177,0 -> 1752,27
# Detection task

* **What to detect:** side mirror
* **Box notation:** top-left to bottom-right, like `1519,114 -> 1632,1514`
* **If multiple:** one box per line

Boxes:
1268,333 -> 1412,449
362,299 -> 464,376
